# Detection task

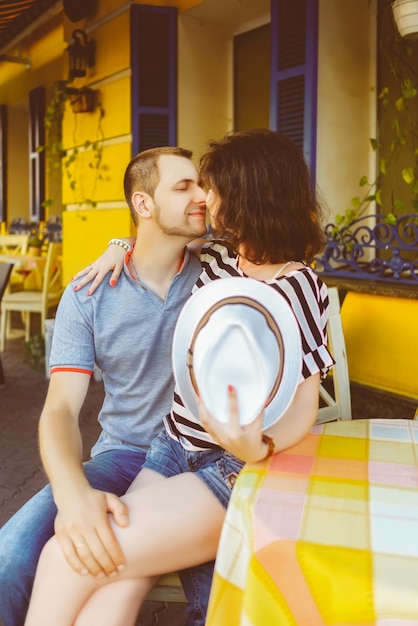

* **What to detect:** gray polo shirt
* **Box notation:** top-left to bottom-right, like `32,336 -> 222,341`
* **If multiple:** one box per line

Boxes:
49,249 -> 202,455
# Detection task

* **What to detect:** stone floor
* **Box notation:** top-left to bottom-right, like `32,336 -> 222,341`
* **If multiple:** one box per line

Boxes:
0,319 -> 416,625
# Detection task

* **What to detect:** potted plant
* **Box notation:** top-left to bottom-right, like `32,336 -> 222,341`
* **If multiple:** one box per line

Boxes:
392,0 -> 418,38
27,235 -> 43,256
38,80 -> 105,212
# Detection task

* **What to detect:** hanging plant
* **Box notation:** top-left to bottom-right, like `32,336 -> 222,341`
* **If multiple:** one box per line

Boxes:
37,80 -> 106,210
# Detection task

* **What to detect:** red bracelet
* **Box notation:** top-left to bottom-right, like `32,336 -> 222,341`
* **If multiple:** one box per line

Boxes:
261,434 -> 275,459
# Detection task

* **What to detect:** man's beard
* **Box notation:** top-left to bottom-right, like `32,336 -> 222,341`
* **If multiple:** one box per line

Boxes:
153,206 -> 207,239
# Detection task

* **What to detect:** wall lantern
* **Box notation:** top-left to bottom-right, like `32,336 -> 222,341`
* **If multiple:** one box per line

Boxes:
67,29 -> 96,79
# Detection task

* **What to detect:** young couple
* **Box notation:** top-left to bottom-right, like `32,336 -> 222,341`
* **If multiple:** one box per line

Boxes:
9,128 -> 333,626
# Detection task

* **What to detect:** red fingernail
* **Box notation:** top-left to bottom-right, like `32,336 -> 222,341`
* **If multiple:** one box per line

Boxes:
73,285 -> 79,291
110,280 -> 116,287
228,384 -> 234,393
87,290 -> 91,296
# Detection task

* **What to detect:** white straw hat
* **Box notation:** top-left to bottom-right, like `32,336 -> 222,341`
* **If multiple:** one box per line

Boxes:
172,277 -> 302,429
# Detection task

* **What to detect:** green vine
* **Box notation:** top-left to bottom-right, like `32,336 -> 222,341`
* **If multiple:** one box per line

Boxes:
38,80 -> 106,210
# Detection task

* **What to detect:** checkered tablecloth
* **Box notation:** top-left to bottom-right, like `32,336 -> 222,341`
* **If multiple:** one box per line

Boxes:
207,419 -> 418,625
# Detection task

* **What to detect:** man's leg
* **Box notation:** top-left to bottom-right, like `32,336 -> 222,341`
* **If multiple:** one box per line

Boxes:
179,561 -> 215,626
0,447 -> 145,626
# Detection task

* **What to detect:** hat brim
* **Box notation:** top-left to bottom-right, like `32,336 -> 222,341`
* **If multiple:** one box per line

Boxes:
172,277 -> 302,430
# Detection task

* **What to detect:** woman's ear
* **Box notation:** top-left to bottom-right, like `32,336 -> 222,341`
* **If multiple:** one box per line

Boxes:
132,192 -> 153,219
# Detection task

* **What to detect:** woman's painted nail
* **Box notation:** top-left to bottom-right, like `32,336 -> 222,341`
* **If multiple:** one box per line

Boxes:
110,280 -> 116,287
228,384 -> 234,393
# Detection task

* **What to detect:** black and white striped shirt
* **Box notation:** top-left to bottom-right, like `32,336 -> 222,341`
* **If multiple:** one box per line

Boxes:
164,240 -> 334,452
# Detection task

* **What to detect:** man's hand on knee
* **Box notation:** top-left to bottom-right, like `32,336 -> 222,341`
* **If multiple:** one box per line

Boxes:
54,487 -> 129,578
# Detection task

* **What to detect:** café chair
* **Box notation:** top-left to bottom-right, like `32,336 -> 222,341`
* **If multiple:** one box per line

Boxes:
316,286 -> 352,423
0,234 -> 29,256
0,263 -> 13,385
0,242 -> 63,351
0,234 -> 30,292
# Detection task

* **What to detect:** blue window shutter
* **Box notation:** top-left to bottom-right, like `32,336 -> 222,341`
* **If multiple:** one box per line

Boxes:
270,0 -> 318,177
130,5 -> 177,156
29,87 -> 46,222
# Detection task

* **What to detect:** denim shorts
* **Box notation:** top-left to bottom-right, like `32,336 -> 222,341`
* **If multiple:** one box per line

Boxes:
143,428 -> 245,508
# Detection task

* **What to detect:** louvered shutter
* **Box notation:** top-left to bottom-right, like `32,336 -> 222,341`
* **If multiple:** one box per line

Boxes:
130,5 -> 177,155
29,87 -> 46,221
270,0 -> 318,177
0,105 -> 7,223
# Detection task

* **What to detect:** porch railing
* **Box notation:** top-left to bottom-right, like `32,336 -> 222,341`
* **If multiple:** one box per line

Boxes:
314,213 -> 418,286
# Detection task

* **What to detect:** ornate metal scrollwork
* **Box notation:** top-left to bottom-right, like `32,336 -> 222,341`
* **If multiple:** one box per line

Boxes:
314,213 -> 418,285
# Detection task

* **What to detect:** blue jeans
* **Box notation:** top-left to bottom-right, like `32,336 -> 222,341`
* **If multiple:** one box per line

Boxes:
0,447 -> 213,626
144,429 -> 245,508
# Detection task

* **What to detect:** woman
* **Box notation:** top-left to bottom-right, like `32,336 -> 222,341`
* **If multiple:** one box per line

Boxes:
25,129 -> 333,626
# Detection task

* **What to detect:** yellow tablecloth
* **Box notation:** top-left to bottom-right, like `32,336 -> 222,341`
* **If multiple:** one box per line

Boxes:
207,419 -> 418,625
0,253 -> 45,291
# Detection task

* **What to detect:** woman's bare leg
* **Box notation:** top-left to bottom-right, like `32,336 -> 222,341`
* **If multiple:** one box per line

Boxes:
74,577 -> 159,626
25,470 -> 225,626
74,469 -> 165,626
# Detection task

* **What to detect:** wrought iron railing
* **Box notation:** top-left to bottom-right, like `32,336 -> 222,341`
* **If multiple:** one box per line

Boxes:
314,213 -> 418,285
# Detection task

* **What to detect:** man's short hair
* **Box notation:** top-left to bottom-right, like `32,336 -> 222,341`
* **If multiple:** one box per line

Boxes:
124,146 -> 193,224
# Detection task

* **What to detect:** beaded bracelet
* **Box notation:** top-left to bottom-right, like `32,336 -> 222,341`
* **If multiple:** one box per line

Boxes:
108,238 -> 132,252
261,434 -> 275,459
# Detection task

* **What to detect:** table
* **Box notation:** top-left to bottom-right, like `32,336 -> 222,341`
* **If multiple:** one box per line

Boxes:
0,253 -> 46,290
207,419 -> 418,625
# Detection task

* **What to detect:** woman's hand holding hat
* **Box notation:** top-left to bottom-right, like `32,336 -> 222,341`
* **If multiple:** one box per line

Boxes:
197,385 -> 272,463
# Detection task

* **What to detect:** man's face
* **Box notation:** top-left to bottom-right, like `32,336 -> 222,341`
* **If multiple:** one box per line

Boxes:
151,155 -> 207,239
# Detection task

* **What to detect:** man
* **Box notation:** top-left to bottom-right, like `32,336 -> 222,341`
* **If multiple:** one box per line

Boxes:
0,146 -> 213,626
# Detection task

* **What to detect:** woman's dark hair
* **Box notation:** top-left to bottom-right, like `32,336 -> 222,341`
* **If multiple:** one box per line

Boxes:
199,129 -> 326,264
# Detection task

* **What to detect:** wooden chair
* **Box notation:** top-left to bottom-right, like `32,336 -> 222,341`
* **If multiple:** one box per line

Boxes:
0,263 -> 13,385
0,234 -> 29,256
147,573 -> 186,603
0,234 -> 30,293
316,286 -> 352,424
0,243 -> 63,351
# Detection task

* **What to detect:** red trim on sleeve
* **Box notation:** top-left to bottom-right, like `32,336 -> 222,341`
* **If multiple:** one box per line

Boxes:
50,367 -> 93,376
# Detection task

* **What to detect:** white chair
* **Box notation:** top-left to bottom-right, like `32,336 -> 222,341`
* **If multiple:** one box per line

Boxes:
316,286 -> 352,424
0,234 -> 30,293
146,573 -> 186,603
0,263 -> 13,386
0,242 -> 63,351
0,234 -> 29,256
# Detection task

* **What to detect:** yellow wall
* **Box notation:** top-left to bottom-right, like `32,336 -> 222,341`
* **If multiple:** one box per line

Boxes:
62,208 -> 134,285
341,293 -> 418,400
317,0 -> 376,222
178,14 -> 231,160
